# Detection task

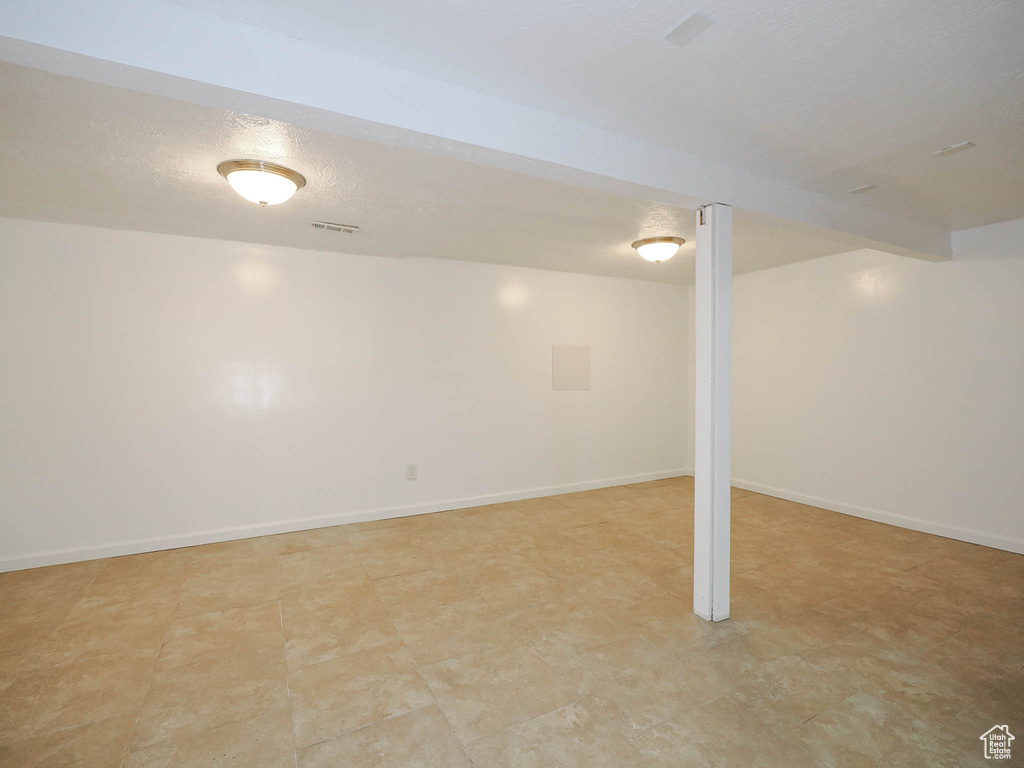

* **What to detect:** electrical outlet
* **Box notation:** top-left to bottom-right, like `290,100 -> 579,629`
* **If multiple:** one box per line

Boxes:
406,463 -> 418,480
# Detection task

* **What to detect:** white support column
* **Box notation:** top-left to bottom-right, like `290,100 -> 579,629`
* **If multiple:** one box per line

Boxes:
693,203 -> 732,622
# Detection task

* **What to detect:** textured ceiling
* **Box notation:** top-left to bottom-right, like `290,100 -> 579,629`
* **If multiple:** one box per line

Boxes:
0,62 -> 857,284
169,0 -> 1024,231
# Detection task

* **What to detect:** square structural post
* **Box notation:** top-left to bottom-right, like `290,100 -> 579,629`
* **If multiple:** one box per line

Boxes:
693,203 -> 732,622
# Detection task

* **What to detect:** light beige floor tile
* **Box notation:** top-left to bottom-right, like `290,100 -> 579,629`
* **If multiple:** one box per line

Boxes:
792,690 -> 961,768
681,628 -> 803,685
81,570 -> 189,605
730,580 -> 812,620
272,525 -> 351,555
735,604 -> 860,654
348,532 -> 444,580
857,606 -> 965,655
928,539 -> 1014,571
615,594 -> 746,660
157,600 -> 283,669
130,643 -> 288,751
358,549 -> 445,580
455,555 -> 545,586
632,696 -> 826,768
802,629 -> 975,725
281,586 -> 399,669
93,549 -> 194,585
0,563 -> 107,655
735,561 -> 861,608
556,567 -> 671,612
420,641 -> 576,743
297,705 -> 472,768
989,554 -> 1024,585
954,616 -> 1024,672
560,490 -> 626,516
0,560 -> 107,606
833,537 -> 946,571
505,596 -> 636,664
651,564 -> 693,598
618,494 -> 684,515
812,580 -> 939,625
390,597 -> 510,666
918,632 -> 1018,700
0,650 -> 156,742
188,537 -> 276,574
468,565 -> 569,614
560,522 -> 637,551
343,516 -> 411,533
288,640 -> 434,747
518,534 -> 592,568
175,565 -> 279,618
372,567 -> 478,613
909,590 -> 1007,631
0,651 -> 27,696
602,542 -> 693,576
0,714 -> 136,768
465,700 -> 649,767
123,708 -> 294,768
275,544 -> 365,594
26,592 -> 177,669
0,610 -> 66,658
939,683 -> 1024,767
730,654 -> 857,731
536,550 -> 616,580
555,637 -> 722,734
911,557 -> 1024,602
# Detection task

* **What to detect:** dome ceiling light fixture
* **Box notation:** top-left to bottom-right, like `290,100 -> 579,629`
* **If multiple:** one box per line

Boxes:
632,236 -> 685,263
217,160 -> 306,206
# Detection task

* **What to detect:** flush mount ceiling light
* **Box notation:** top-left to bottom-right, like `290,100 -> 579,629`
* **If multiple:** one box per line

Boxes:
632,236 -> 685,263
217,160 -> 306,206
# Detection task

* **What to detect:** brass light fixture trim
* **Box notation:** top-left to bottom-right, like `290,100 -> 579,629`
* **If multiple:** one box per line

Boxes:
217,159 -> 306,206
631,236 -> 686,263
631,236 -> 686,250
217,160 -> 306,188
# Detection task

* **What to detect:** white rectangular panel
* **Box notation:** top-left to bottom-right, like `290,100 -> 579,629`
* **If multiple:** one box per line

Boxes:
552,345 -> 591,390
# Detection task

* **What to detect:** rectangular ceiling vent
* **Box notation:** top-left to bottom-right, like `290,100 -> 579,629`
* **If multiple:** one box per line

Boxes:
310,220 -> 359,234
665,8 -> 715,48
933,141 -> 975,158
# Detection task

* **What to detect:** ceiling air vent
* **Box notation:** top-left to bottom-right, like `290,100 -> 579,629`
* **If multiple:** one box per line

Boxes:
933,141 -> 975,158
310,220 -> 359,234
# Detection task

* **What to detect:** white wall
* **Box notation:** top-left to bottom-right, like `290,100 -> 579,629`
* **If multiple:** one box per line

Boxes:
731,220 -> 1024,553
0,218 -> 689,570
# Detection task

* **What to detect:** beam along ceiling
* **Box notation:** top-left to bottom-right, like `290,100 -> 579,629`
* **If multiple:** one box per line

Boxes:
0,62 -> 859,285
169,0 -> 1024,232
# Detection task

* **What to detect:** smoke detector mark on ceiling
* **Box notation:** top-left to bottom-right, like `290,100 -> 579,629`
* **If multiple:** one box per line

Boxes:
665,8 -> 715,48
933,141 -> 976,158
310,220 -> 359,233
846,184 -> 878,195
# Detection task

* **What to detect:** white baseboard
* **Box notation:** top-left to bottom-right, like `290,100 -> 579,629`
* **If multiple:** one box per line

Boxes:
730,477 -> 1024,556
11,469 -> 1014,572
0,467 -> 689,572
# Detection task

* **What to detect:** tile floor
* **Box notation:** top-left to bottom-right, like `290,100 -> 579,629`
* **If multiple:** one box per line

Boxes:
1,477 -> 1022,767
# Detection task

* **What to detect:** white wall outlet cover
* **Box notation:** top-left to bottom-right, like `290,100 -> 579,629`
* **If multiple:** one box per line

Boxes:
552,345 -> 591,390
406,463 -> 418,480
